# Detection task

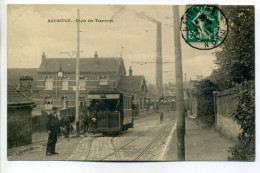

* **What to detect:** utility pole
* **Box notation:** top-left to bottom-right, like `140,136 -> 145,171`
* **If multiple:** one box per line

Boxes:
76,8 -> 80,136
173,5 -> 185,161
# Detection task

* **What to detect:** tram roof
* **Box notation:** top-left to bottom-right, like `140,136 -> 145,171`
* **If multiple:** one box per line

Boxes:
88,85 -> 132,95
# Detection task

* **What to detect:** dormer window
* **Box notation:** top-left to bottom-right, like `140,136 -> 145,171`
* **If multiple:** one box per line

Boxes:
79,76 -> 86,90
99,76 -> 108,86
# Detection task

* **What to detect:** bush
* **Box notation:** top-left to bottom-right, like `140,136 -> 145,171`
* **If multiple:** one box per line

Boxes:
228,80 -> 255,161
192,80 -> 218,125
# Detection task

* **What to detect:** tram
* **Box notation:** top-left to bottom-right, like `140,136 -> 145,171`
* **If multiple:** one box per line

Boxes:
88,88 -> 134,134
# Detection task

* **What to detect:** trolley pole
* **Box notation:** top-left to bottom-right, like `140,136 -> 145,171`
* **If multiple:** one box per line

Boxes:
76,8 -> 80,136
173,5 -> 185,161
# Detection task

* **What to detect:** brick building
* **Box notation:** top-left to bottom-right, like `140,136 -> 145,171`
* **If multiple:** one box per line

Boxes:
31,52 -> 147,115
118,75 -> 148,111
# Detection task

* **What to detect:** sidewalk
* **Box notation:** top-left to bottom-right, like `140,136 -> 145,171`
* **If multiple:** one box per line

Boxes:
164,116 -> 235,161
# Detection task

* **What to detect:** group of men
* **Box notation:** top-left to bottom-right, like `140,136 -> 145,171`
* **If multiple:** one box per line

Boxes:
45,106 -> 164,156
45,107 -> 90,156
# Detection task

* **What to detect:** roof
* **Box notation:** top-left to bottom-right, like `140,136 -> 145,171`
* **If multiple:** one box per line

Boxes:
8,68 -> 38,89
38,57 -> 125,73
88,86 -> 122,94
8,83 -> 35,106
117,76 -> 146,93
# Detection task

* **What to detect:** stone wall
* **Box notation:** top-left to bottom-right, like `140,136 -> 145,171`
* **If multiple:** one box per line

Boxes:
215,88 -> 241,141
8,107 -> 32,148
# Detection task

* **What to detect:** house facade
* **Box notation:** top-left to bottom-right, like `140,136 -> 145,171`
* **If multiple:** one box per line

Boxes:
117,72 -> 148,113
32,52 -> 147,114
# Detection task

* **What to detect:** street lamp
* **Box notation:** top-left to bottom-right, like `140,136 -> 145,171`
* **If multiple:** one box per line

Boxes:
56,65 -> 63,99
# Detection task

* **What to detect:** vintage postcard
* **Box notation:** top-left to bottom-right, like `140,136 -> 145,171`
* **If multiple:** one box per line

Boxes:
6,4 -> 255,163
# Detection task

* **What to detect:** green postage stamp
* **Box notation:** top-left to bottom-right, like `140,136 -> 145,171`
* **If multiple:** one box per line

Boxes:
181,5 -> 228,50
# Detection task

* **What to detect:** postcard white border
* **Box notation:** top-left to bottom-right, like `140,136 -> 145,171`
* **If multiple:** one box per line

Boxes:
1,0 -> 260,173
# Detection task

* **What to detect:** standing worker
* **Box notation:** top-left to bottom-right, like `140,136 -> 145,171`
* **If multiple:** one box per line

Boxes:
160,111 -> 164,124
64,115 -> 71,138
46,107 -> 60,156
83,112 -> 89,136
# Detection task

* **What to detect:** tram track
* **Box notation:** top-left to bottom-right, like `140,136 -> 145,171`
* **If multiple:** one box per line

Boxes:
134,122 -> 173,161
100,115 -> 162,161
111,137 -> 120,160
100,135 -> 143,161
85,137 -> 98,160
69,112 -> 176,161
100,120 -> 174,161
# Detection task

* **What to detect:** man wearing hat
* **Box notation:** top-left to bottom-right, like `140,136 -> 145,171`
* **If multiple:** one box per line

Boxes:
46,106 -> 60,156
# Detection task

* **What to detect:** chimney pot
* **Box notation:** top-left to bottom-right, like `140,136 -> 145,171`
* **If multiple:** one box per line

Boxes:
19,76 -> 33,98
42,52 -> 46,62
129,66 -> 133,76
94,51 -> 98,59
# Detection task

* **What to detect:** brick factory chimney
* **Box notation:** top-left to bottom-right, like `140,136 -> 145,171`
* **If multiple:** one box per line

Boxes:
156,22 -> 163,92
94,51 -> 98,59
129,66 -> 133,76
19,76 -> 33,98
42,52 -> 46,62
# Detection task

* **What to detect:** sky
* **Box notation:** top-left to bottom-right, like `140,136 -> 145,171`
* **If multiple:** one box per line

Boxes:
7,5 -> 217,85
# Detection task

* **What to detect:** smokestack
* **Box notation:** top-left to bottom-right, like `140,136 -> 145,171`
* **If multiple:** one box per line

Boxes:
156,22 -> 163,91
129,66 -> 133,76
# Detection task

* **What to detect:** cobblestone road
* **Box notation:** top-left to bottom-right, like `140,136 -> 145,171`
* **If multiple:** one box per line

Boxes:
8,111 -> 176,161
69,111 -> 177,161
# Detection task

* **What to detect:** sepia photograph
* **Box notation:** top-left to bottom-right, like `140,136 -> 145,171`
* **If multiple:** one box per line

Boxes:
6,4 -> 255,162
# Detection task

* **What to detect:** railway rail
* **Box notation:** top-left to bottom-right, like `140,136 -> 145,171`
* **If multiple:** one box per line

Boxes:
99,121 -> 174,161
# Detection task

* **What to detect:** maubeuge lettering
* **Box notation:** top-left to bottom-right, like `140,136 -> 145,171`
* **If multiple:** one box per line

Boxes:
48,19 -> 72,23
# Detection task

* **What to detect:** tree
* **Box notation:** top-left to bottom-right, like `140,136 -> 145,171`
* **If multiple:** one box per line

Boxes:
214,6 -> 255,89
228,81 -> 255,161
213,6 -> 255,161
192,79 -> 218,124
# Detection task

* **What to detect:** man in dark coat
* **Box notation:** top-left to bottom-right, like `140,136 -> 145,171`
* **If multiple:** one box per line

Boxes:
160,111 -> 164,124
46,107 -> 60,156
64,115 -> 71,138
82,112 -> 89,135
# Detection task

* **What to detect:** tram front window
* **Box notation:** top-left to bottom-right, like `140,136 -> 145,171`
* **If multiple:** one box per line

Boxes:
89,99 -> 120,112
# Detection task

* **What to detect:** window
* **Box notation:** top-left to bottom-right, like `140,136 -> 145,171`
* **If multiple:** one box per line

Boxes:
80,101 -> 85,107
80,97 -> 85,106
62,78 -> 68,90
99,77 -> 108,85
45,78 -> 53,90
61,97 -> 68,109
45,97 -> 52,109
79,79 -> 86,90
123,96 -> 132,109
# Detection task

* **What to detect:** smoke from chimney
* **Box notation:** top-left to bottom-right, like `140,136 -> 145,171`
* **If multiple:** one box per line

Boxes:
156,22 -> 163,91
110,6 -> 126,20
135,11 -> 158,23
